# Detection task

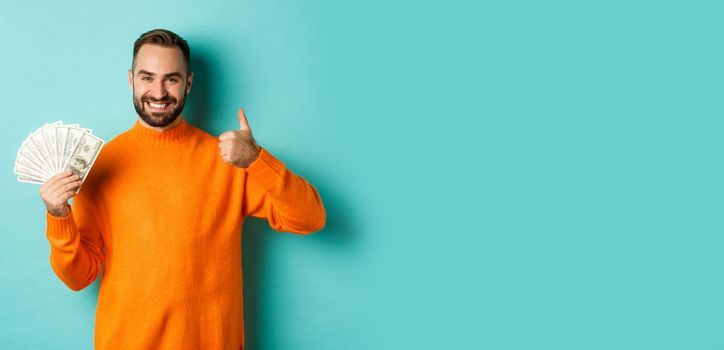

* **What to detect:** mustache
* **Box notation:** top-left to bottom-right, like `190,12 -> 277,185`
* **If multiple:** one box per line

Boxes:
143,97 -> 175,103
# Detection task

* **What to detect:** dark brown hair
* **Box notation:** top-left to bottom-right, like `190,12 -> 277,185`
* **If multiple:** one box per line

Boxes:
132,29 -> 191,74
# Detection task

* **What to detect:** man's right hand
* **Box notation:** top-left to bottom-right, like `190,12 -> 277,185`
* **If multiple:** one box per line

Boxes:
41,171 -> 82,218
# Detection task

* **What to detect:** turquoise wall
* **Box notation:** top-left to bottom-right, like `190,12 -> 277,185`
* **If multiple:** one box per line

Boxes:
1,0 -> 723,349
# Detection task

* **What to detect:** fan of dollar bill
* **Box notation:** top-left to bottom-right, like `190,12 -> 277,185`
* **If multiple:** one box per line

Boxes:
14,121 -> 104,190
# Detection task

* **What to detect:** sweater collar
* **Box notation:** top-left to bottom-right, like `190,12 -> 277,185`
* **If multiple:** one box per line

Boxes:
126,117 -> 193,146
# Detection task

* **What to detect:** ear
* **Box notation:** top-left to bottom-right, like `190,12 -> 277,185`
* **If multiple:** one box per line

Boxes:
186,71 -> 194,94
128,69 -> 133,89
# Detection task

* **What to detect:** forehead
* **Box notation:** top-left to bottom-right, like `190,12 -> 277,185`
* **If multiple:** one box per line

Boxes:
134,44 -> 186,74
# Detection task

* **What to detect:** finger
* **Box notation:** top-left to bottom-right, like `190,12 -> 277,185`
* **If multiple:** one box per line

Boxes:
44,170 -> 73,187
59,180 -> 82,194
219,131 -> 236,141
61,190 -> 77,202
51,179 -> 81,198
45,174 -> 76,195
52,174 -> 80,189
218,138 -> 233,149
238,108 -> 251,132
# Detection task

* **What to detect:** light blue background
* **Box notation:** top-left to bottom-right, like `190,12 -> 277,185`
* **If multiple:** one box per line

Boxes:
1,0 -> 723,349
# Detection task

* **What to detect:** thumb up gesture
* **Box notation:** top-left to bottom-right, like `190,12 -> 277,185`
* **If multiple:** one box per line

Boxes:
219,108 -> 261,168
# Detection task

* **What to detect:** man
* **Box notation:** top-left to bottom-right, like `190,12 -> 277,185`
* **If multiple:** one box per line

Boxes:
39,28 -> 326,349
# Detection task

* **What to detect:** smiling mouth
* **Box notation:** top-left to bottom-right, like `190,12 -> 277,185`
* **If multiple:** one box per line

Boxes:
146,101 -> 172,111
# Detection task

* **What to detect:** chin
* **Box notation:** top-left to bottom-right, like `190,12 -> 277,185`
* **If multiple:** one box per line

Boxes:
143,113 -> 178,127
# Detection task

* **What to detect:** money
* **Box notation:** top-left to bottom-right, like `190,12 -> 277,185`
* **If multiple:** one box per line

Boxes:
14,121 -> 104,192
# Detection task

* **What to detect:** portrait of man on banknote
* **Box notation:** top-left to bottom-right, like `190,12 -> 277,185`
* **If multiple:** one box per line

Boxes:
67,156 -> 88,177
38,28 -> 326,350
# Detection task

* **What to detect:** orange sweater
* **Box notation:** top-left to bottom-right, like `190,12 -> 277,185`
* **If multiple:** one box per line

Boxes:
45,117 -> 326,349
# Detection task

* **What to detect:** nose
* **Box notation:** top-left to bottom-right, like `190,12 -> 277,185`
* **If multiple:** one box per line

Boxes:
150,79 -> 167,100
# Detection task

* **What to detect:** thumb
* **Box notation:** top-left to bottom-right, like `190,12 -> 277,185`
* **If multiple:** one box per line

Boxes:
238,108 -> 251,131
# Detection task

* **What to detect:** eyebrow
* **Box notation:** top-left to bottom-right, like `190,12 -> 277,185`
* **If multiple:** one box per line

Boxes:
136,70 -> 183,78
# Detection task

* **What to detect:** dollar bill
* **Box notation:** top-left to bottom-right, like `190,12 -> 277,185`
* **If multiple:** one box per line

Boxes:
28,127 -> 54,175
40,121 -> 61,173
64,131 -> 104,191
14,153 -> 48,179
60,127 -> 90,171
15,133 -> 51,178
17,174 -> 45,184
14,121 -> 104,187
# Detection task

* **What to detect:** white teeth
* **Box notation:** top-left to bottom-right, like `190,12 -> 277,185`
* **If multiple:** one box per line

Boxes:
149,102 -> 168,108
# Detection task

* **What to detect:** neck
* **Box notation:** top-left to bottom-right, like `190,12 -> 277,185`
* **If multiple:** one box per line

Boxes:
137,115 -> 183,132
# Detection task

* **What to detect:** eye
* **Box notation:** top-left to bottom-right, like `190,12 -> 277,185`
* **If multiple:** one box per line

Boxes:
141,76 -> 151,81
167,78 -> 179,83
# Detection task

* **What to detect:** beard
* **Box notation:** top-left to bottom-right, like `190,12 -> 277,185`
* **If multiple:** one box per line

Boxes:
132,86 -> 188,128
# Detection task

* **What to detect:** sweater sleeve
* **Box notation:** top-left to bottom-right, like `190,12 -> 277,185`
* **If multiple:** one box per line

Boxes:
241,147 -> 326,234
45,188 -> 105,291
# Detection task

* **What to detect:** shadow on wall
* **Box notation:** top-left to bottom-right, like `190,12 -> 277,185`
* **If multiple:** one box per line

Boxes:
242,181 -> 356,350
182,47 -> 359,349
184,48 -> 216,131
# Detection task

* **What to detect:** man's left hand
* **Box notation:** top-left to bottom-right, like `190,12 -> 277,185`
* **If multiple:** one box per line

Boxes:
219,108 -> 261,168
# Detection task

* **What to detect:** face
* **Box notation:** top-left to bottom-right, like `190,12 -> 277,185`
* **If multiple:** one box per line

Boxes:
69,157 -> 87,175
128,44 -> 193,127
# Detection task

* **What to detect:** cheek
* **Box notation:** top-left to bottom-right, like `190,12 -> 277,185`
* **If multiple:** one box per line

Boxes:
172,86 -> 187,99
135,90 -> 149,101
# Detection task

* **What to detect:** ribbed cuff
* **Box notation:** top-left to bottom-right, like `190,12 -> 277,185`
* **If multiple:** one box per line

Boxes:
46,207 -> 78,243
244,147 -> 286,191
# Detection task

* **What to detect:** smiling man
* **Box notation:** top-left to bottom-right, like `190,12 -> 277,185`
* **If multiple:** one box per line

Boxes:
130,43 -> 190,130
39,28 -> 326,349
